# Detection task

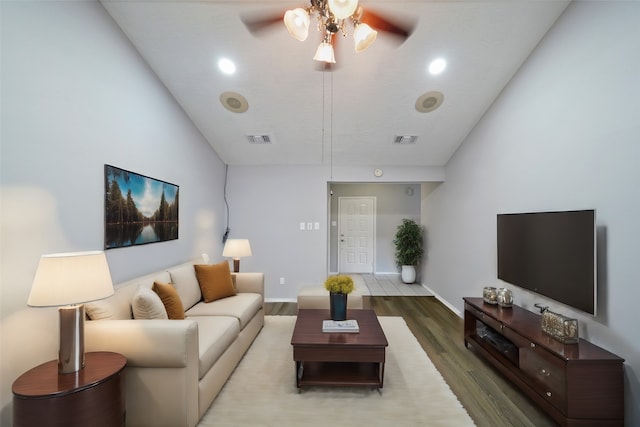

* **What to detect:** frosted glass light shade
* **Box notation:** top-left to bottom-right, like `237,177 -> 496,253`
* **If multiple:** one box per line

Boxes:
354,23 -> 377,52
284,8 -> 310,41
313,42 -> 336,63
222,239 -> 253,258
28,251 -> 114,307
328,0 -> 358,20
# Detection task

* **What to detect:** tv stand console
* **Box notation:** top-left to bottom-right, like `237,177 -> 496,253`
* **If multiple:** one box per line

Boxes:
463,297 -> 624,426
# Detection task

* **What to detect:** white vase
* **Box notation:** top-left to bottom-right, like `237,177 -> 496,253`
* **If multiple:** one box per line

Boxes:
401,265 -> 416,284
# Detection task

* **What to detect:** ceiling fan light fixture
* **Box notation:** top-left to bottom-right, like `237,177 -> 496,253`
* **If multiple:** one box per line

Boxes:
353,23 -> 377,52
328,0 -> 358,20
284,8 -> 310,41
313,42 -> 336,64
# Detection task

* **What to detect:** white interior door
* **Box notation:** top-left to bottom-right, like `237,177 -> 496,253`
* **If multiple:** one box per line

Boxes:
338,197 -> 375,273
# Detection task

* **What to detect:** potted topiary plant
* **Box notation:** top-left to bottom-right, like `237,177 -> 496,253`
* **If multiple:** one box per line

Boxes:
393,218 -> 424,283
324,275 -> 354,321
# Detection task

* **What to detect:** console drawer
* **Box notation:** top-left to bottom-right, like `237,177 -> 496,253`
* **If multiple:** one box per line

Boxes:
520,346 -> 567,409
466,305 -> 502,333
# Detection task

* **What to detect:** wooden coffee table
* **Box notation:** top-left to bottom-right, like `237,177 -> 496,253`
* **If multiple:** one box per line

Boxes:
291,309 -> 388,389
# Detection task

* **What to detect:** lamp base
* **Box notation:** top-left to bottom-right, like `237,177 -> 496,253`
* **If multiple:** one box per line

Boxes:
58,305 -> 85,374
233,258 -> 240,273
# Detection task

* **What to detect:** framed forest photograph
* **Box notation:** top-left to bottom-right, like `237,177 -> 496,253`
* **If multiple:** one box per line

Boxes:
104,165 -> 179,249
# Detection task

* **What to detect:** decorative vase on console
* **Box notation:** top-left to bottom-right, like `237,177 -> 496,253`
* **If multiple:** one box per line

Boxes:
324,275 -> 355,321
497,288 -> 513,307
483,286 -> 498,304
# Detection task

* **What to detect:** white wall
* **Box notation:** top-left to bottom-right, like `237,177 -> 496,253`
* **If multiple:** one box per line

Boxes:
0,2 -> 226,423
224,165 -> 329,300
422,1 -> 640,423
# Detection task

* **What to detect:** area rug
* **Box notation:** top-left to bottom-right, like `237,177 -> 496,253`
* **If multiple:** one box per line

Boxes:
198,316 -> 474,427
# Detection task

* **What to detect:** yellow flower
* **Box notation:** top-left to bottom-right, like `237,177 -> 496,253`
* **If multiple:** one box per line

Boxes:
324,275 -> 354,294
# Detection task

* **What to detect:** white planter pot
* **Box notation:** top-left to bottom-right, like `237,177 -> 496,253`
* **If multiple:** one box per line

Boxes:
401,265 -> 416,284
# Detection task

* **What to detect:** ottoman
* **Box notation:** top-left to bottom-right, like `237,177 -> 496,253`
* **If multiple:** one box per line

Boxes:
297,285 -> 366,310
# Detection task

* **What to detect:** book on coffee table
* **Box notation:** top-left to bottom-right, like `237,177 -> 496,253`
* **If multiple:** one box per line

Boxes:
322,319 -> 360,333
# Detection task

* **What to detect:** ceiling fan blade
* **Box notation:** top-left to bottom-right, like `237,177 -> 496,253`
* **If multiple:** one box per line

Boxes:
360,8 -> 415,42
241,12 -> 283,35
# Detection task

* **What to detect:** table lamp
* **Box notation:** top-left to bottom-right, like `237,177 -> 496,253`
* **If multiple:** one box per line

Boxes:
28,251 -> 114,374
222,239 -> 252,272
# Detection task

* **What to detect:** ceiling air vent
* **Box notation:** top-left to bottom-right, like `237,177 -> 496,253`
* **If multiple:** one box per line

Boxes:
393,135 -> 417,144
246,135 -> 272,144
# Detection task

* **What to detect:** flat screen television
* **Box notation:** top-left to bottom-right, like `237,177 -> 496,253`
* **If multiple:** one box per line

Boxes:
497,209 -> 596,315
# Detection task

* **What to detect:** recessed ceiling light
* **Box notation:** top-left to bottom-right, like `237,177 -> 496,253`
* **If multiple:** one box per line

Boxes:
218,58 -> 236,75
428,58 -> 446,75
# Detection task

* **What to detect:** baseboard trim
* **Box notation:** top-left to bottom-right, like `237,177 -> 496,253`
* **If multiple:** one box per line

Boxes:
421,284 -> 462,317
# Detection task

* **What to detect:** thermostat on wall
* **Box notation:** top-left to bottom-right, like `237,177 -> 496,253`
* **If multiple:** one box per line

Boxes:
374,168 -> 383,177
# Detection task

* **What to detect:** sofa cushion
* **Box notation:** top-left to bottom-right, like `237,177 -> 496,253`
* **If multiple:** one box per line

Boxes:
185,293 -> 262,329
194,262 -> 236,303
85,285 -> 135,320
190,316 -> 240,379
132,286 -> 168,319
168,264 -> 202,310
152,282 -> 185,320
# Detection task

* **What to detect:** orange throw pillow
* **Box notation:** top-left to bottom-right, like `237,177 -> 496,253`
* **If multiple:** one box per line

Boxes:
152,281 -> 185,320
194,262 -> 237,303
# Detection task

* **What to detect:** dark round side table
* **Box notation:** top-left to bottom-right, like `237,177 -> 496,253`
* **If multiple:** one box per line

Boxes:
12,351 -> 126,427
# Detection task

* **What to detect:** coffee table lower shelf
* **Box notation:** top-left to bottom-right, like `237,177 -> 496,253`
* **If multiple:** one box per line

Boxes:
296,361 -> 383,388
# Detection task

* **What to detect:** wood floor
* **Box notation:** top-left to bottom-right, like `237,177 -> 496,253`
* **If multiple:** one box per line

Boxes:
265,296 -> 558,427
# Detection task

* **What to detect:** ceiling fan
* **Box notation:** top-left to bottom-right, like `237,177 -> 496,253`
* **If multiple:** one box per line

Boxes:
242,0 -> 414,67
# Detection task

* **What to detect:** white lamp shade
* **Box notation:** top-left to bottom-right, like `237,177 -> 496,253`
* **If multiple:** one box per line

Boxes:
284,8 -> 310,41
313,42 -> 336,64
354,23 -> 377,52
28,251 -> 114,307
328,0 -> 358,20
222,239 -> 252,258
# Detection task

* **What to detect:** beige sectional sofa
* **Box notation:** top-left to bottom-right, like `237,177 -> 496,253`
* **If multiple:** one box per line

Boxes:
84,255 -> 264,427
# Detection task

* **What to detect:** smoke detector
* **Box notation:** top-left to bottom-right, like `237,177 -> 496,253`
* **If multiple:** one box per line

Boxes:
415,91 -> 444,113
220,91 -> 249,113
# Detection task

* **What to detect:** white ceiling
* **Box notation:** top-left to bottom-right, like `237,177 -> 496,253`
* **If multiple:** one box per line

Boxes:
100,0 -> 570,167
